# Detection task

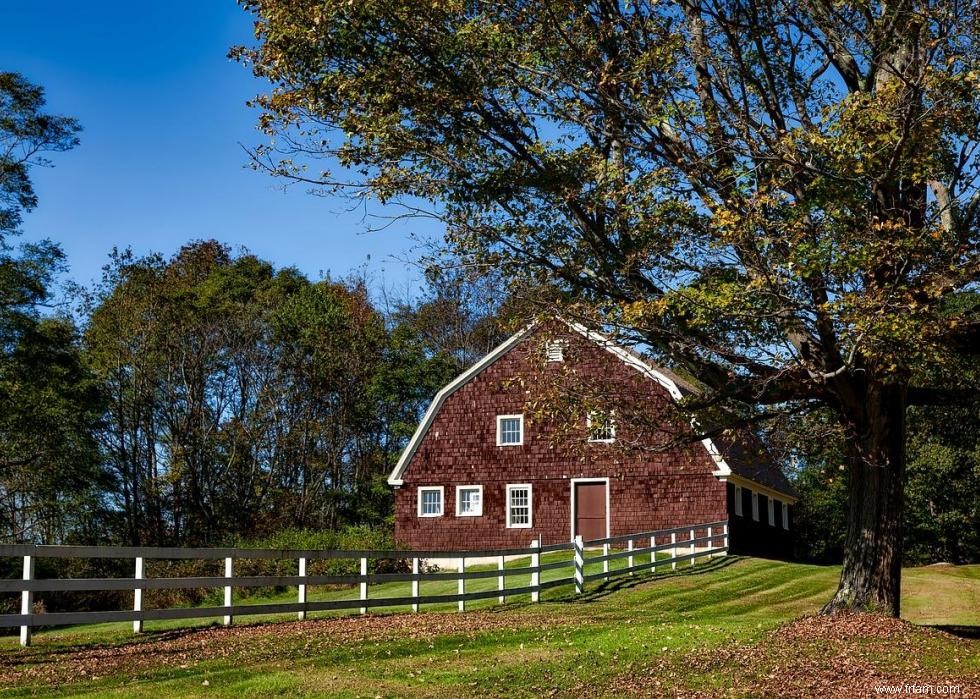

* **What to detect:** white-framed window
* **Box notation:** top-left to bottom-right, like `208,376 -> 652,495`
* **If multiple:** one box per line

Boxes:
506,484 -> 532,528
497,414 -> 524,446
782,503 -> 790,530
734,485 -> 743,517
417,486 -> 444,517
768,498 -> 775,527
456,485 -> 483,517
546,340 -> 565,362
587,411 -> 616,443
751,491 -> 759,522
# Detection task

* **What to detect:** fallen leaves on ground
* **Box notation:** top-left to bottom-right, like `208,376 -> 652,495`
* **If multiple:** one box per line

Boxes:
0,611 -> 563,688
611,613 -> 980,698
3,611 -> 977,697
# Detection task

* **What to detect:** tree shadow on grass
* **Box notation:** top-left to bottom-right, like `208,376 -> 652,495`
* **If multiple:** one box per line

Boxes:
559,555 -> 744,605
927,625 -> 980,639
2,619 -> 229,661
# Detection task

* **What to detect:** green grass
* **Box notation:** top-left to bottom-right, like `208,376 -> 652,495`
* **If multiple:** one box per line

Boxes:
903,563 -> 980,626
1,556 -> 977,697
0,547 -> 676,645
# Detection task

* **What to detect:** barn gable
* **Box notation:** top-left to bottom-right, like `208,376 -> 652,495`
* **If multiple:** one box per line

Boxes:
387,320 -> 766,490
388,321 -> 796,503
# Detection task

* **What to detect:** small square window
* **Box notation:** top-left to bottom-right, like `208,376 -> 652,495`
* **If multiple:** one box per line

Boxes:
734,485 -> 743,517
506,484 -> 532,528
417,486 -> 444,517
497,415 -> 524,446
587,411 -> 616,442
456,485 -> 483,517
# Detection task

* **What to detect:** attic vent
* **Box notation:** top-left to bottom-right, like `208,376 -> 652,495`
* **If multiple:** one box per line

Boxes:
546,340 -> 565,362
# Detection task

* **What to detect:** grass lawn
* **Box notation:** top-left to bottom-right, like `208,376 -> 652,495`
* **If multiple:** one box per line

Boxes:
0,547 -> 689,643
0,556 -> 977,697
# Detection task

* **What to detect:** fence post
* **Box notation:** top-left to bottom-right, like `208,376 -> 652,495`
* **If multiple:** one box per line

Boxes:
602,543 -> 609,581
671,532 -> 677,571
723,522 -> 729,555
412,558 -> 420,613
707,526 -> 714,559
690,528 -> 696,566
20,554 -> 34,647
297,557 -> 307,621
650,535 -> 657,573
627,538 -> 634,576
458,557 -> 465,612
133,556 -> 144,633
574,535 -> 584,594
359,557 -> 368,615
497,555 -> 505,604
223,557 -> 233,626
530,539 -> 540,603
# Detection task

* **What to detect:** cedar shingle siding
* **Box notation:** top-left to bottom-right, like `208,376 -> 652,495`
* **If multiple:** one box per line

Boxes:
393,324 -> 794,554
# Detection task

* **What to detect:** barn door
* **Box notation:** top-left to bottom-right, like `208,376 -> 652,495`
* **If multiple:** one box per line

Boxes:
574,481 -> 608,542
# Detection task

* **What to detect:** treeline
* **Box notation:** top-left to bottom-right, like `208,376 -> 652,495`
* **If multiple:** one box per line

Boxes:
0,71 -> 506,550
2,239 -> 502,546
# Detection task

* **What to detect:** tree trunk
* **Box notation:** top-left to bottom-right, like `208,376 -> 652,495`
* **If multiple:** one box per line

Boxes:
822,383 -> 907,616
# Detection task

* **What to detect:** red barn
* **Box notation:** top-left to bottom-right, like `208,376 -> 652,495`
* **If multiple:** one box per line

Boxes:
389,322 -> 795,555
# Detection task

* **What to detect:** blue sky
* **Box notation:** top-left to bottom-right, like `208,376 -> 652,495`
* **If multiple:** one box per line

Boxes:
0,1 -> 433,290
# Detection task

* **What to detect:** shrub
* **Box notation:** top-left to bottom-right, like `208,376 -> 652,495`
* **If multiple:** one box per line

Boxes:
1,524 -> 402,621
214,524 -> 406,602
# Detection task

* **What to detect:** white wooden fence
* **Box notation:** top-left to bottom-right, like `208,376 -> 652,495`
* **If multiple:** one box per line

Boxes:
1,519 -> 728,646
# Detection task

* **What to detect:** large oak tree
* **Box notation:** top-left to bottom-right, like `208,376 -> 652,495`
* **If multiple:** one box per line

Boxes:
235,0 -> 980,615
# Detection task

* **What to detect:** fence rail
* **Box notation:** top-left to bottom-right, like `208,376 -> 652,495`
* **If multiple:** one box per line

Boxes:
2,519 -> 728,646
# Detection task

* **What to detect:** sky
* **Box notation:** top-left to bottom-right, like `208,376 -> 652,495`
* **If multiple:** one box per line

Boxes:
0,1 -> 434,291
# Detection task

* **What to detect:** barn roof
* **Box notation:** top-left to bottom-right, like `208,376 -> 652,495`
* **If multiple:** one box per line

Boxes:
714,433 -> 796,496
387,320 -> 796,502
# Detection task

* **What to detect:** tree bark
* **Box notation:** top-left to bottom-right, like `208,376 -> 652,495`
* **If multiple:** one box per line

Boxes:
822,383 -> 907,616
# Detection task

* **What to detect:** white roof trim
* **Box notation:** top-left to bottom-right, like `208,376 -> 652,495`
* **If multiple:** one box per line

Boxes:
564,321 -> 732,478
387,324 -> 534,485
387,319 -> 743,487
720,473 -> 798,505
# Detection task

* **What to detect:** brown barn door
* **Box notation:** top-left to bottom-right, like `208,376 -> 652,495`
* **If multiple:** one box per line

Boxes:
574,482 -> 608,542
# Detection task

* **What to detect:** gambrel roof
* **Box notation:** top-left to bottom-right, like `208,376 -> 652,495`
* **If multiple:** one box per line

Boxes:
388,320 -> 796,502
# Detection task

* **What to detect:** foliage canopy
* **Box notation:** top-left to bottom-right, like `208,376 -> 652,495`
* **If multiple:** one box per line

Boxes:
236,0 -> 980,614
